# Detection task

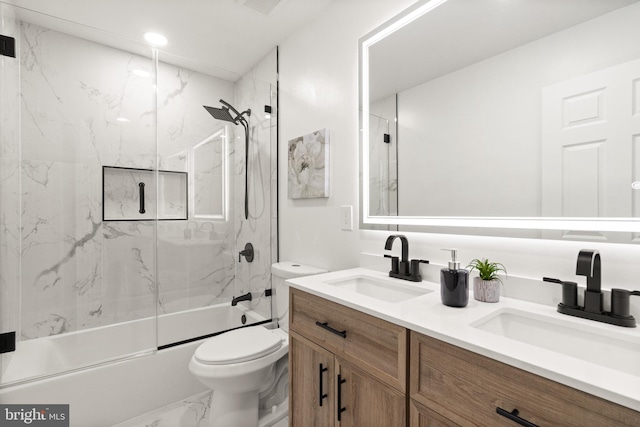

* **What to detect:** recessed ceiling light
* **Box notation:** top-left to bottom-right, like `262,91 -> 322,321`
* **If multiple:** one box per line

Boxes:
116,117 -> 130,123
143,32 -> 168,46
632,181 -> 640,190
132,69 -> 150,77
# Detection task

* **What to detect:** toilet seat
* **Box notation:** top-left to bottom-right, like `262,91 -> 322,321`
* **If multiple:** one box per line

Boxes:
194,327 -> 283,365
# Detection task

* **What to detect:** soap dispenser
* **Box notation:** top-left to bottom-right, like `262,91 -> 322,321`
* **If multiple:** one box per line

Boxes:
440,249 -> 469,308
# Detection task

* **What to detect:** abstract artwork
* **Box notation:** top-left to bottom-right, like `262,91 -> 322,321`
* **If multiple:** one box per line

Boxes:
288,128 -> 330,199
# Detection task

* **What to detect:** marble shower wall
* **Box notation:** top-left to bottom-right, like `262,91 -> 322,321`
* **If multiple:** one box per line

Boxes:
156,58 -> 236,315
18,22 -> 157,339
13,20 -> 239,342
24,29 -> 159,338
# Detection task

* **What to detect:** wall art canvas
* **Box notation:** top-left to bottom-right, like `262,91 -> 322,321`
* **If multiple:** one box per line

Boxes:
288,128 -> 330,199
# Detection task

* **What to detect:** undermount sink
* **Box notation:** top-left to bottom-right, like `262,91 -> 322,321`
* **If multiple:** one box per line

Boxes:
324,274 -> 431,303
472,308 -> 640,377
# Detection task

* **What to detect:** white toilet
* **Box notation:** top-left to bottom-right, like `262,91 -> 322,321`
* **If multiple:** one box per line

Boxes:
189,261 -> 327,427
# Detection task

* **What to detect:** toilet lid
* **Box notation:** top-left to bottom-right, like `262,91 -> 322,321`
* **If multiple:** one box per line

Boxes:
194,327 -> 283,365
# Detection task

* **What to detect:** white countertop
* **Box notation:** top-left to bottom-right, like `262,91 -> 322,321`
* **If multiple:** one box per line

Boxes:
287,267 -> 640,412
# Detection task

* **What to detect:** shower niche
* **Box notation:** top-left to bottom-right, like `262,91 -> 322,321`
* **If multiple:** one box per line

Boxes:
102,166 -> 188,221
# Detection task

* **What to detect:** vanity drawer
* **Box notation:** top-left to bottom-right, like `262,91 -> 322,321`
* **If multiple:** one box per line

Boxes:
410,331 -> 640,427
289,288 -> 407,392
410,399 -> 461,427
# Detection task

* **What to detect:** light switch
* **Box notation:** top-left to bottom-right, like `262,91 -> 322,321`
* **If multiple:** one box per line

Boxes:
340,205 -> 353,231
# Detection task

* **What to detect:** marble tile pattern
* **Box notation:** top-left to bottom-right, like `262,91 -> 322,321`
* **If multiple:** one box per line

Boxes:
17,22 -> 158,339
113,390 -> 288,427
156,52 -> 237,316
113,391 -> 212,427
9,20 -> 274,345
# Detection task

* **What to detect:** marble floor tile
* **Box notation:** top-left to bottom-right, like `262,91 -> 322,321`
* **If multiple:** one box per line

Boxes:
112,391 -> 210,427
113,391 -> 288,427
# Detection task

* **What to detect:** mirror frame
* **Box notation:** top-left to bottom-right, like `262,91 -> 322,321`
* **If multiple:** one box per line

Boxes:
359,0 -> 640,233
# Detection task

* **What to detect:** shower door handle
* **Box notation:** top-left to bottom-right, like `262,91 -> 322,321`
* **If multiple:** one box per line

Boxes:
138,182 -> 146,214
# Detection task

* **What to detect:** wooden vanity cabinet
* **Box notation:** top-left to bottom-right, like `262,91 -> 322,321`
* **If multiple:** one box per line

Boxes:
289,289 -> 640,427
410,331 -> 640,427
289,288 -> 407,427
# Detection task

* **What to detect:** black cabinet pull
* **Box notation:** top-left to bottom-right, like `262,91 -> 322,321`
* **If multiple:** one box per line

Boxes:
138,182 -> 146,214
496,407 -> 539,427
315,321 -> 347,338
319,363 -> 328,406
337,374 -> 347,421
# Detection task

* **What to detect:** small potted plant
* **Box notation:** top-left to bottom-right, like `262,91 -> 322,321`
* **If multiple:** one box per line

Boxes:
467,258 -> 507,303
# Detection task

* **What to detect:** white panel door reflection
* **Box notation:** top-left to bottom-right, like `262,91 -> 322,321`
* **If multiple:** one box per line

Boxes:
542,58 -> 640,241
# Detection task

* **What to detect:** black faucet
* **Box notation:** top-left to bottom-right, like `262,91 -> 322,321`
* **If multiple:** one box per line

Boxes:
231,292 -> 252,306
384,234 -> 428,282
545,249 -> 639,327
576,249 -> 603,313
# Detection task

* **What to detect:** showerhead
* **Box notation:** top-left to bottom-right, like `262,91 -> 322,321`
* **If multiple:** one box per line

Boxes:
203,105 -> 236,123
204,99 -> 251,127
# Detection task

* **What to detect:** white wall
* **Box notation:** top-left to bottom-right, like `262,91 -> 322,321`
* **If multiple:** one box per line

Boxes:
279,0 -> 415,271
278,0 -> 640,306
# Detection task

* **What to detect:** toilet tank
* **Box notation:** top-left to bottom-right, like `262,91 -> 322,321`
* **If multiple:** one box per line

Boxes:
272,261 -> 327,332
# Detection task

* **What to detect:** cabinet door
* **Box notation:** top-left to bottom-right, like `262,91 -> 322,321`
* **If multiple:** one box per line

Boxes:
410,331 -> 640,427
410,399 -> 460,427
290,331 -> 335,427
337,359 -> 406,427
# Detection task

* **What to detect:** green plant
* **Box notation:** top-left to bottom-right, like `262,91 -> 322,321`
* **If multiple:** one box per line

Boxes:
467,258 -> 507,284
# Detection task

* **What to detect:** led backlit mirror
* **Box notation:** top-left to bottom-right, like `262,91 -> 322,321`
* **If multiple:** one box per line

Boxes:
360,0 -> 640,239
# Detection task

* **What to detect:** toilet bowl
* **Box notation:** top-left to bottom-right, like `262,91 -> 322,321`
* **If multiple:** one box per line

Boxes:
189,261 -> 327,427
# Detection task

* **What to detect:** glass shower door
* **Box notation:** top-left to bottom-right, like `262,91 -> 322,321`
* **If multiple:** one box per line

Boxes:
0,1 -> 20,385
234,79 -> 277,327
0,4 -> 158,385
155,55 -> 277,347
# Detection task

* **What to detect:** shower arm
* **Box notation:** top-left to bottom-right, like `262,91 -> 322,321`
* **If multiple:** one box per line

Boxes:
220,99 -> 241,117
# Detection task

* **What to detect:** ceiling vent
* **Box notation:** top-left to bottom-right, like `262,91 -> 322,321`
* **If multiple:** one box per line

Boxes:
239,0 -> 283,16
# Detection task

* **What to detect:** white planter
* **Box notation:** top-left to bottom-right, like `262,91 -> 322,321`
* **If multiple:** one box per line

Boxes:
473,277 -> 500,303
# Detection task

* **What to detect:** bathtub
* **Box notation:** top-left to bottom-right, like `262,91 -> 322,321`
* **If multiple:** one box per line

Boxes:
0,303 -> 270,426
